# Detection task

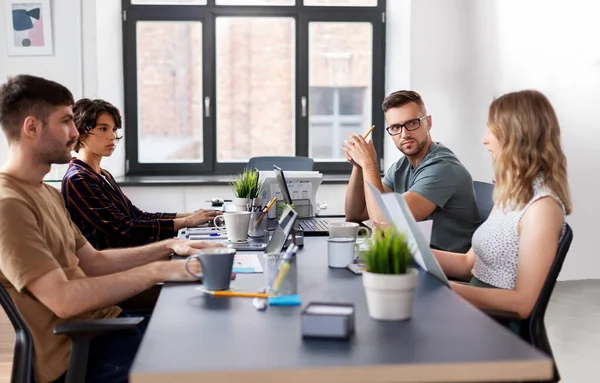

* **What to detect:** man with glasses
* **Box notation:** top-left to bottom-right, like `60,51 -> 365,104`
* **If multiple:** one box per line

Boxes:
343,90 -> 479,253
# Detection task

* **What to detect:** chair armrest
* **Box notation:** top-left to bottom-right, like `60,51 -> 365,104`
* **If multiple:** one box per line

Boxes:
483,309 -> 521,328
54,317 -> 144,383
483,309 -> 521,320
54,317 -> 144,336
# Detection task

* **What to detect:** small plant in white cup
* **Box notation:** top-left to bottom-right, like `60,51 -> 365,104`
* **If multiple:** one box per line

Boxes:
230,168 -> 263,211
360,226 -> 418,321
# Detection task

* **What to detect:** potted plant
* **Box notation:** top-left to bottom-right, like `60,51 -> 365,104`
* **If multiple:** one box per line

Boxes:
276,202 -> 295,220
360,226 -> 418,321
230,168 -> 263,211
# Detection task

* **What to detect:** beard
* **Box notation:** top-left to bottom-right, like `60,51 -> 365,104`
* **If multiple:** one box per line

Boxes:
398,137 -> 428,156
39,126 -> 76,165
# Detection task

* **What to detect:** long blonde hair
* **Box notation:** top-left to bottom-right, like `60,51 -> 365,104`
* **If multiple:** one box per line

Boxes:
488,90 -> 572,214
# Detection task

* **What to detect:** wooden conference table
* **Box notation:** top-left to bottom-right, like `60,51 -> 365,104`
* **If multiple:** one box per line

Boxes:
129,237 -> 552,383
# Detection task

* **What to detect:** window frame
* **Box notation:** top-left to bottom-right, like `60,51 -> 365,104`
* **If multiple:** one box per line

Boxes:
122,0 -> 386,176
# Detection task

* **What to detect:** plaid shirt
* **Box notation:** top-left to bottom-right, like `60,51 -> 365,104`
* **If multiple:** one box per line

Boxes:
61,159 -> 177,250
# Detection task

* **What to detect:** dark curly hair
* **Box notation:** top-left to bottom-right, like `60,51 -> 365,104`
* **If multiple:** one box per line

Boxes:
73,98 -> 122,152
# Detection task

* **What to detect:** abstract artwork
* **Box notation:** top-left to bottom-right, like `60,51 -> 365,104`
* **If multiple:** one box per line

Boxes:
4,0 -> 53,56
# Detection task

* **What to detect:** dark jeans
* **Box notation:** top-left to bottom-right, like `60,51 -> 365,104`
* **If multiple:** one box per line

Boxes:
85,312 -> 150,383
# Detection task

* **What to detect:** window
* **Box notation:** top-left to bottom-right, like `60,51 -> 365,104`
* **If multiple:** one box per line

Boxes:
310,87 -> 366,160
123,0 -> 385,175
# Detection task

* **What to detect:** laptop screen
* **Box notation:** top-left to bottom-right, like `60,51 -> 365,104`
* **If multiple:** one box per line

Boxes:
273,165 -> 293,205
264,205 -> 298,254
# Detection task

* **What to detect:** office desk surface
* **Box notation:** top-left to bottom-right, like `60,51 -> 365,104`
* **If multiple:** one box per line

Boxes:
130,238 -> 552,383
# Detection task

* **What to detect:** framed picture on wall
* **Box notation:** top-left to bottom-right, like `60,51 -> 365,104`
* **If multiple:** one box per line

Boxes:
4,0 -> 53,56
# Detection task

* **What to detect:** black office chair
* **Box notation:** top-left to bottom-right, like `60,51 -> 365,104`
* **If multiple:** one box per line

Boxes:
0,283 -> 143,383
473,180 -> 495,222
248,156 -> 314,171
485,223 -> 573,383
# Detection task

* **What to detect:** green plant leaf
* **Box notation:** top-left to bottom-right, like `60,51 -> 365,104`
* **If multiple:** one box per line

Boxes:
362,225 -> 412,275
231,168 -> 263,198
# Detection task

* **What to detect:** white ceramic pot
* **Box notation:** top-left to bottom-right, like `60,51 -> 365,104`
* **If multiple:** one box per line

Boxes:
362,268 -> 419,321
234,197 -> 250,212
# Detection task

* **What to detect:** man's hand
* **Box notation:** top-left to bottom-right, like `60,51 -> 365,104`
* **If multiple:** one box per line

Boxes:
185,209 -> 222,227
169,239 -> 225,256
342,134 -> 377,169
344,152 -> 361,167
157,260 -> 201,282
370,219 -> 390,237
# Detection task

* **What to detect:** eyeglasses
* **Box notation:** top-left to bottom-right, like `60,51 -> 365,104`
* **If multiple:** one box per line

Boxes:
386,115 -> 428,136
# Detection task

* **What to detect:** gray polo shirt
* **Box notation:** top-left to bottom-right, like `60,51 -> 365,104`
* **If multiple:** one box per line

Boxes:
382,142 -> 479,253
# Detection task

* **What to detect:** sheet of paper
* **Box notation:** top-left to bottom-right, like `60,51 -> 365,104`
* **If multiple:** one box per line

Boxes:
232,253 -> 264,273
416,220 -> 433,245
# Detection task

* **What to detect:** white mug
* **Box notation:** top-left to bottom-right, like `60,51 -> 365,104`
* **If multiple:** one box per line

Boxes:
214,212 -> 251,243
327,237 -> 356,268
328,222 -> 370,244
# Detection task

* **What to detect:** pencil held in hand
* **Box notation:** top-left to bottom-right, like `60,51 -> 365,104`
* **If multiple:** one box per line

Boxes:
363,125 -> 375,140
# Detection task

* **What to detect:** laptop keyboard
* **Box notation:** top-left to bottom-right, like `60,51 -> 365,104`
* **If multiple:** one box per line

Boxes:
298,220 -> 329,232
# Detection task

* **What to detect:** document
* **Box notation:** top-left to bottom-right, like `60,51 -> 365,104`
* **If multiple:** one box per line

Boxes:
232,253 -> 264,273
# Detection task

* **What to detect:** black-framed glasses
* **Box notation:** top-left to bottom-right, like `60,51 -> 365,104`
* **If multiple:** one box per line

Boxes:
386,115 -> 428,136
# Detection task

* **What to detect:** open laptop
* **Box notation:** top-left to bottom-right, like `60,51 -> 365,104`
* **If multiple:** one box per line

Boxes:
225,206 -> 299,252
366,182 -> 450,287
274,166 -> 331,236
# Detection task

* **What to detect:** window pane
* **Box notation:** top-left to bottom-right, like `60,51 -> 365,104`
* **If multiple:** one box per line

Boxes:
339,87 -> 364,115
310,87 -> 334,115
136,22 -> 203,163
309,123 -> 334,159
304,0 -> 376,6
132,0 -> 206,4
216,0 -> 294,5
308,22 -> 372,161
216,17 -> 295,162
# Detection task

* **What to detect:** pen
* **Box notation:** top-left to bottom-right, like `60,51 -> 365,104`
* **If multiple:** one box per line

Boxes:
203,291 -> 273,299
363,125 -> 375,140
253,196 -> 278,228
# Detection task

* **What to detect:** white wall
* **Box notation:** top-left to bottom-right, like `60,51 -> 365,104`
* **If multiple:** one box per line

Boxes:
410,0 -> 494,182
488,0 -> 600,280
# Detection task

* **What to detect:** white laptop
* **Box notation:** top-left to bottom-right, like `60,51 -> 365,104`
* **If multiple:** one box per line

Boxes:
366,183 -> 450,287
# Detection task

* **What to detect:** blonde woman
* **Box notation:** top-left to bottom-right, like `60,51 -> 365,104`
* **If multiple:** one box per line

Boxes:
433,90 -> 572,323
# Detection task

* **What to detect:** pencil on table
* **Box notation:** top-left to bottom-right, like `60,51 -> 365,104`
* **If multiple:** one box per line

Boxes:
363,125 -> 375,139
204,291 -> 272,299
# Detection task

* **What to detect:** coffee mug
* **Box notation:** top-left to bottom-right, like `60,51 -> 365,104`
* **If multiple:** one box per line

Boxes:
184,247 -> 236,291
327,236 -> 356,268
214,211 -> 251,242
328,222 -> 370,244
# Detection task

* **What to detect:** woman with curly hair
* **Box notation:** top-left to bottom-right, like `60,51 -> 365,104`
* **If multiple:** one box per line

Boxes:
433,90 -> 572,322
62,98 -> 220,250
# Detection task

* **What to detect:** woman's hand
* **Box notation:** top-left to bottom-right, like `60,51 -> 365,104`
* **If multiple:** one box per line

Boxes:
185,209 -> 222,227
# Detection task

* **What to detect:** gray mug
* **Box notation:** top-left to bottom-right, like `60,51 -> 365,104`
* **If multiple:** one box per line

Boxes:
184,248 -> 236,291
